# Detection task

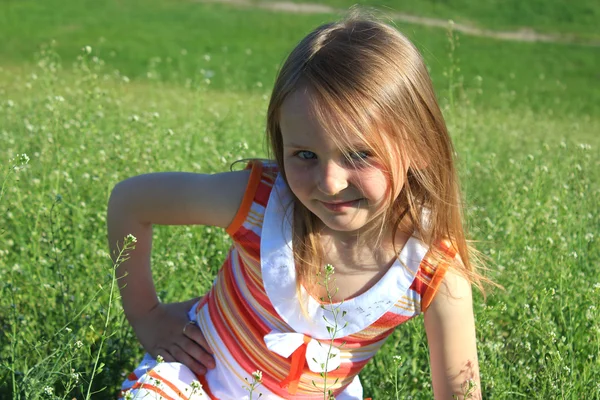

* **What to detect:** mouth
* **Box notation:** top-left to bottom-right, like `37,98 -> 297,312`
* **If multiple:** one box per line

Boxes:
320,199 -> 362,212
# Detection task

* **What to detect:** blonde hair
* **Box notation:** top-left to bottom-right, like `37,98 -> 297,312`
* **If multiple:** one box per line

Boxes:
266,14 -> 487,297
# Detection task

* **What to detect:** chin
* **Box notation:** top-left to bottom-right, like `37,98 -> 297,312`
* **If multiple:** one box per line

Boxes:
319,217 -> 367,234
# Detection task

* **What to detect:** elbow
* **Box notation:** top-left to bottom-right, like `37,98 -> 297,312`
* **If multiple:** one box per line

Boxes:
108,180 -> 127,213
107,178 -> 137,223
108,176 -> 154,225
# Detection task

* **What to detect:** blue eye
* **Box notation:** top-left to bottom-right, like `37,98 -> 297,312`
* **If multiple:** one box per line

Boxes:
348,151 -> 371,160
296,150 -> 317,160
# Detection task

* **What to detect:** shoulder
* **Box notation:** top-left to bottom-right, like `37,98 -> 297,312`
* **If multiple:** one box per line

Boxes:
417,239 -> 459,313
225,159 -> 281,236
425,268 -> 473,316
422,240 -> 474,337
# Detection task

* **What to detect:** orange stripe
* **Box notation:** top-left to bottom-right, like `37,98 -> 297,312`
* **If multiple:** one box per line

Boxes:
226,161 -> 263,236
128,382 -> 178,400
421,262 -> 450,312
210,265 -> 299,397
279,335 -> 311,394
422,240 -> 458,311
197,373 -> 219,399
148,370 -> 190,399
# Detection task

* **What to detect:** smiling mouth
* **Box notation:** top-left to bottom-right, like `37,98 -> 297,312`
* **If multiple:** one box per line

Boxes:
320,199 -> 362,211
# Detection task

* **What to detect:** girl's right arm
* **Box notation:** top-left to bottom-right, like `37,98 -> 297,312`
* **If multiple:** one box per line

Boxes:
107,169 -> 252,375
424,269 -> 481,399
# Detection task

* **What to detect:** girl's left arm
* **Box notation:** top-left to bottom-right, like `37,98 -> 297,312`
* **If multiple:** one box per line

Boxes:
424,270 -> 481,399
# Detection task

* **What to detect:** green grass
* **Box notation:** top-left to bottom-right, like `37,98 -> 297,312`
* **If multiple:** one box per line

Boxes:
273,0 -> 600,39
1,0 -> 599,117
1,1 -> 599,399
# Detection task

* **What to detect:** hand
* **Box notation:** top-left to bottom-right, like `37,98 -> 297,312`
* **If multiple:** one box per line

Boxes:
129,298 -> 215,375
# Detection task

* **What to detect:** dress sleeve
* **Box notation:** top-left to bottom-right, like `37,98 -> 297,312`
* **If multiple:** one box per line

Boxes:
225,160 -> 264,237
420,240 -> 457,313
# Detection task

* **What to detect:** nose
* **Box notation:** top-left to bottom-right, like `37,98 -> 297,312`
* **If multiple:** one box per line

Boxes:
317,160 -> 349,196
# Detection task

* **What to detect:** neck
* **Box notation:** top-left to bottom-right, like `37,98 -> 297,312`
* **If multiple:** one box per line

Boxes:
318,215 -> 414,269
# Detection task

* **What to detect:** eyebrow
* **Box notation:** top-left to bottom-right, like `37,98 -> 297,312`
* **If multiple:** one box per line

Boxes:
284,142 -> 310,149
284,142 -> 370,151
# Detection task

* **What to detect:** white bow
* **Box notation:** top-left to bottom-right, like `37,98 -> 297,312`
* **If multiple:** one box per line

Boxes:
264,331 -> 341,373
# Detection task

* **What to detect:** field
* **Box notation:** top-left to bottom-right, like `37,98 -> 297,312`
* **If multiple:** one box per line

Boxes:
1,0 -> 599,399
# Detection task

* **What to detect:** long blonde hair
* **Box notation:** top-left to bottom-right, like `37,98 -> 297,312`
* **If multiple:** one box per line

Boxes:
266,14 -> 487,296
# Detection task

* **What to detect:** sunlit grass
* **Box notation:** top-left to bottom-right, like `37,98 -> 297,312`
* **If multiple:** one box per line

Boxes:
1,0 -> 599,117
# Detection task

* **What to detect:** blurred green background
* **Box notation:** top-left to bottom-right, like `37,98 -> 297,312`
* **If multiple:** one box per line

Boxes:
1,0 -> 599,116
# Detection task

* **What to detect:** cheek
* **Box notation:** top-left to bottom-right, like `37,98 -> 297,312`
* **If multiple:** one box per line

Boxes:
379,161 -> 408,201
357,169 -> 390,200
284,161 -> 314,198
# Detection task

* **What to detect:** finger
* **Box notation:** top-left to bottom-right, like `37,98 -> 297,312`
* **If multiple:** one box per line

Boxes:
153,347 -> 175,363
171,343 -> 208,375
179,336 -> 216,370
182,321 -> 214,355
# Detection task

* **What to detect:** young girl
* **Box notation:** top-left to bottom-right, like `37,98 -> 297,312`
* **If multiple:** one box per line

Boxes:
109,14 -> 483,400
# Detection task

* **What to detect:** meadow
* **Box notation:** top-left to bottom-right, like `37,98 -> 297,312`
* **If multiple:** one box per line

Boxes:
1,0 -> 599,399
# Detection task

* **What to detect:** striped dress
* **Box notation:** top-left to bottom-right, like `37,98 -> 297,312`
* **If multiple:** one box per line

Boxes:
120,161 -> 455,400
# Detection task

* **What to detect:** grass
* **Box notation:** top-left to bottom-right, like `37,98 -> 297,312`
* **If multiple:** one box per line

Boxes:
1,1 -> 599,399
1,0 -> 599,117
272,0 -> 600,39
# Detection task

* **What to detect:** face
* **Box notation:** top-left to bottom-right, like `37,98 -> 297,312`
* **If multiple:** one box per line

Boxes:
279,89 -> 407,239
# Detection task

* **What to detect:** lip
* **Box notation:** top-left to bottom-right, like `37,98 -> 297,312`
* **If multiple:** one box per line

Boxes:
320,199 -> 361,212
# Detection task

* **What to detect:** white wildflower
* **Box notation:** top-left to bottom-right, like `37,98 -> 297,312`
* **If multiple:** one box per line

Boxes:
190,380 -> 203,391
325,264 -> 335,274
251,370 -> 263,382
578,143 -> 591,150
126,234 -> 137,244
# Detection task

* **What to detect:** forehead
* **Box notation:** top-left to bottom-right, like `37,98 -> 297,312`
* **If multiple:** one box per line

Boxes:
279,89 -> 367,148
280,88 -> 314,127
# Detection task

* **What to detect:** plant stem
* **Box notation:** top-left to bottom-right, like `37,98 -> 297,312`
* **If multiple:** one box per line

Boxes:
85,239 -> 133,399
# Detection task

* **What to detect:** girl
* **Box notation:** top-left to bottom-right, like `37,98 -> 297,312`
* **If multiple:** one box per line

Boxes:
109,14 -> 483,400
